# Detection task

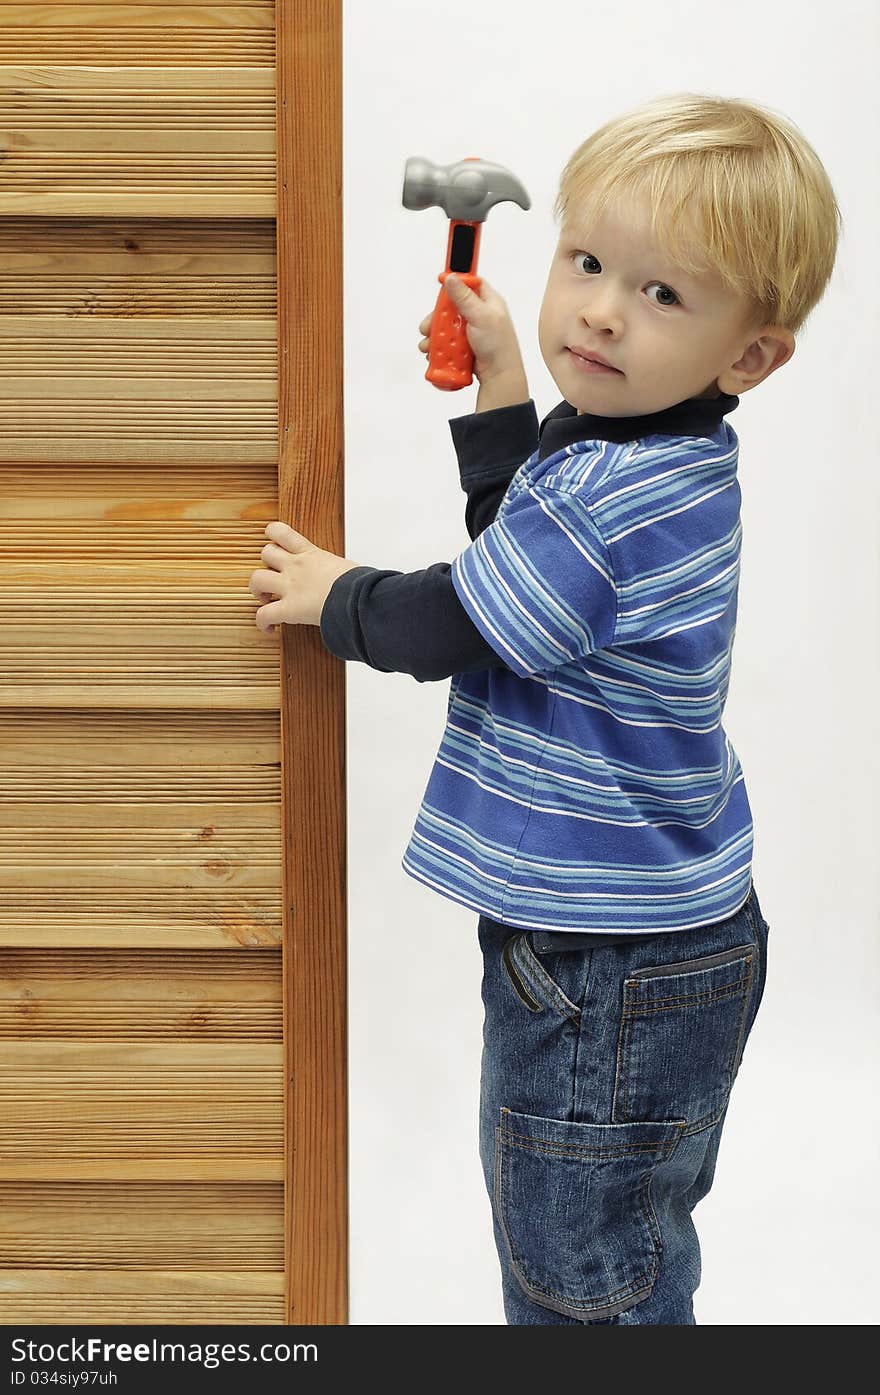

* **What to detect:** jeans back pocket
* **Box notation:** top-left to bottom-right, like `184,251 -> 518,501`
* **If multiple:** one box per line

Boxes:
612,943 -> 756,1128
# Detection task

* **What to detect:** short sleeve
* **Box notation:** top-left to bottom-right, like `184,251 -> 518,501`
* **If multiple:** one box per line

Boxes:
450,484 -> 618,677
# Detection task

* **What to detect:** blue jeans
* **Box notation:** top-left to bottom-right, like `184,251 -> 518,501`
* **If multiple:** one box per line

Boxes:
477,882 -> 769,1324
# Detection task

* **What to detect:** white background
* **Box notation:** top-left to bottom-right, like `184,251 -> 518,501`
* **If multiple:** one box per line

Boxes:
340,0 -> 878,1323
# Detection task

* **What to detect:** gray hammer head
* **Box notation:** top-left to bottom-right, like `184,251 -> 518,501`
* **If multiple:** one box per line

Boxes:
402,156 -> 530,223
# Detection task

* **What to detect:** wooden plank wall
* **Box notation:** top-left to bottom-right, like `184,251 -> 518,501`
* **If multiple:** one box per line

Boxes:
0,0 -> 347,1324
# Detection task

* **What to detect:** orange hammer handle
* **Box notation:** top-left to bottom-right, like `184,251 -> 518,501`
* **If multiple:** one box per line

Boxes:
426,272 -> 482,390
426,219 -> 483,391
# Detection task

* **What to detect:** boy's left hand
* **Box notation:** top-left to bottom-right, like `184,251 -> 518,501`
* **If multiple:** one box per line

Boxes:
249,521 -> 361,633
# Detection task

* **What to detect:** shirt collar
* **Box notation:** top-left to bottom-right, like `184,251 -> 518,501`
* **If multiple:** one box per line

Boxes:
537,391 -> 740,461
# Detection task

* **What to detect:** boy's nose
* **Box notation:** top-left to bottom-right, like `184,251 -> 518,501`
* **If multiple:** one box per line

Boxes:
578,293 -> 622,335
577,283 -> 627,334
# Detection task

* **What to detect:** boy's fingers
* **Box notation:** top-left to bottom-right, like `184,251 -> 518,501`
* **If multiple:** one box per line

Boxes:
445,274 -> 470,299
446,274 -> 491,318
256,600 -> 280,634
445,277 -> 478,322
265,520 -> 312,552
248,568 -> 282,598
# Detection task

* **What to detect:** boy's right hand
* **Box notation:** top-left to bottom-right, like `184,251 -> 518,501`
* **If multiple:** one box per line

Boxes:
418,275 -> 527,393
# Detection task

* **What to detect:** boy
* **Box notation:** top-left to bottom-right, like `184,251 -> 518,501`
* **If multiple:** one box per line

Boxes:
249,93 -> 840,1323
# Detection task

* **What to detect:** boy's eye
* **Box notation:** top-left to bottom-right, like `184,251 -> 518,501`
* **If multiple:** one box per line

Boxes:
572,252 -> 601,275
571,252 -> 680,307
645,283 -> 680,307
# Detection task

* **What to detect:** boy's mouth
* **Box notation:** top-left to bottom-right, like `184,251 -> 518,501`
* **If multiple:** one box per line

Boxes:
567,347 -> 623,374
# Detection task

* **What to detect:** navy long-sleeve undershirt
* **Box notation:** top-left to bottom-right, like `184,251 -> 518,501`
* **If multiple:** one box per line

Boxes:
319,399 -> 541,682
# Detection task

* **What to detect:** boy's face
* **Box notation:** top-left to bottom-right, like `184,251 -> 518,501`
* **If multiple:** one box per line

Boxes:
538,191 -> 794,417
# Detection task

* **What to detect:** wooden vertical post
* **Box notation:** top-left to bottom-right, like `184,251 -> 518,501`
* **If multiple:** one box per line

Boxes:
276,0 -> 348,1324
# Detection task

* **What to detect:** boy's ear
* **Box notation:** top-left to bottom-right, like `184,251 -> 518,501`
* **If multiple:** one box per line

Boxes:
717,327 -> 796,395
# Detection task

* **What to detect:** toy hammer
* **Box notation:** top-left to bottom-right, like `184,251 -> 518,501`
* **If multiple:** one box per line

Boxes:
402,155 -> 530,390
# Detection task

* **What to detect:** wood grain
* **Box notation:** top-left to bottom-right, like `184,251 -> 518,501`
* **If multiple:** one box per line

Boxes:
0,6 -> 276,68
0,316 -> 278,464
0,62 -> 276,216
0,948 -> 283,1037
276,0 -> 348,1325
0,1268 -> 285,1325
0,1039 -> 284,1181
0,711 -> 283,948
0,217 -> 277,317
0,1182 -> 284,1268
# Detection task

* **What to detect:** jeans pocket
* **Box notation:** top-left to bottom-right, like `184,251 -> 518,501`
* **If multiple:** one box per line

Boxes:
612,943 -> 756,1127
495,1107 -> 685,1321
500,932 -> 584,1023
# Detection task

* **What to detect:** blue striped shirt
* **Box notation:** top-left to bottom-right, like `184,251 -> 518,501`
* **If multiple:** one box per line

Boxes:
401,394 -> 754,935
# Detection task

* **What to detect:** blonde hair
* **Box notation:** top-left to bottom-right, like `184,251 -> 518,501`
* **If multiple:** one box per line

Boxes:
554,92 -> 842,335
